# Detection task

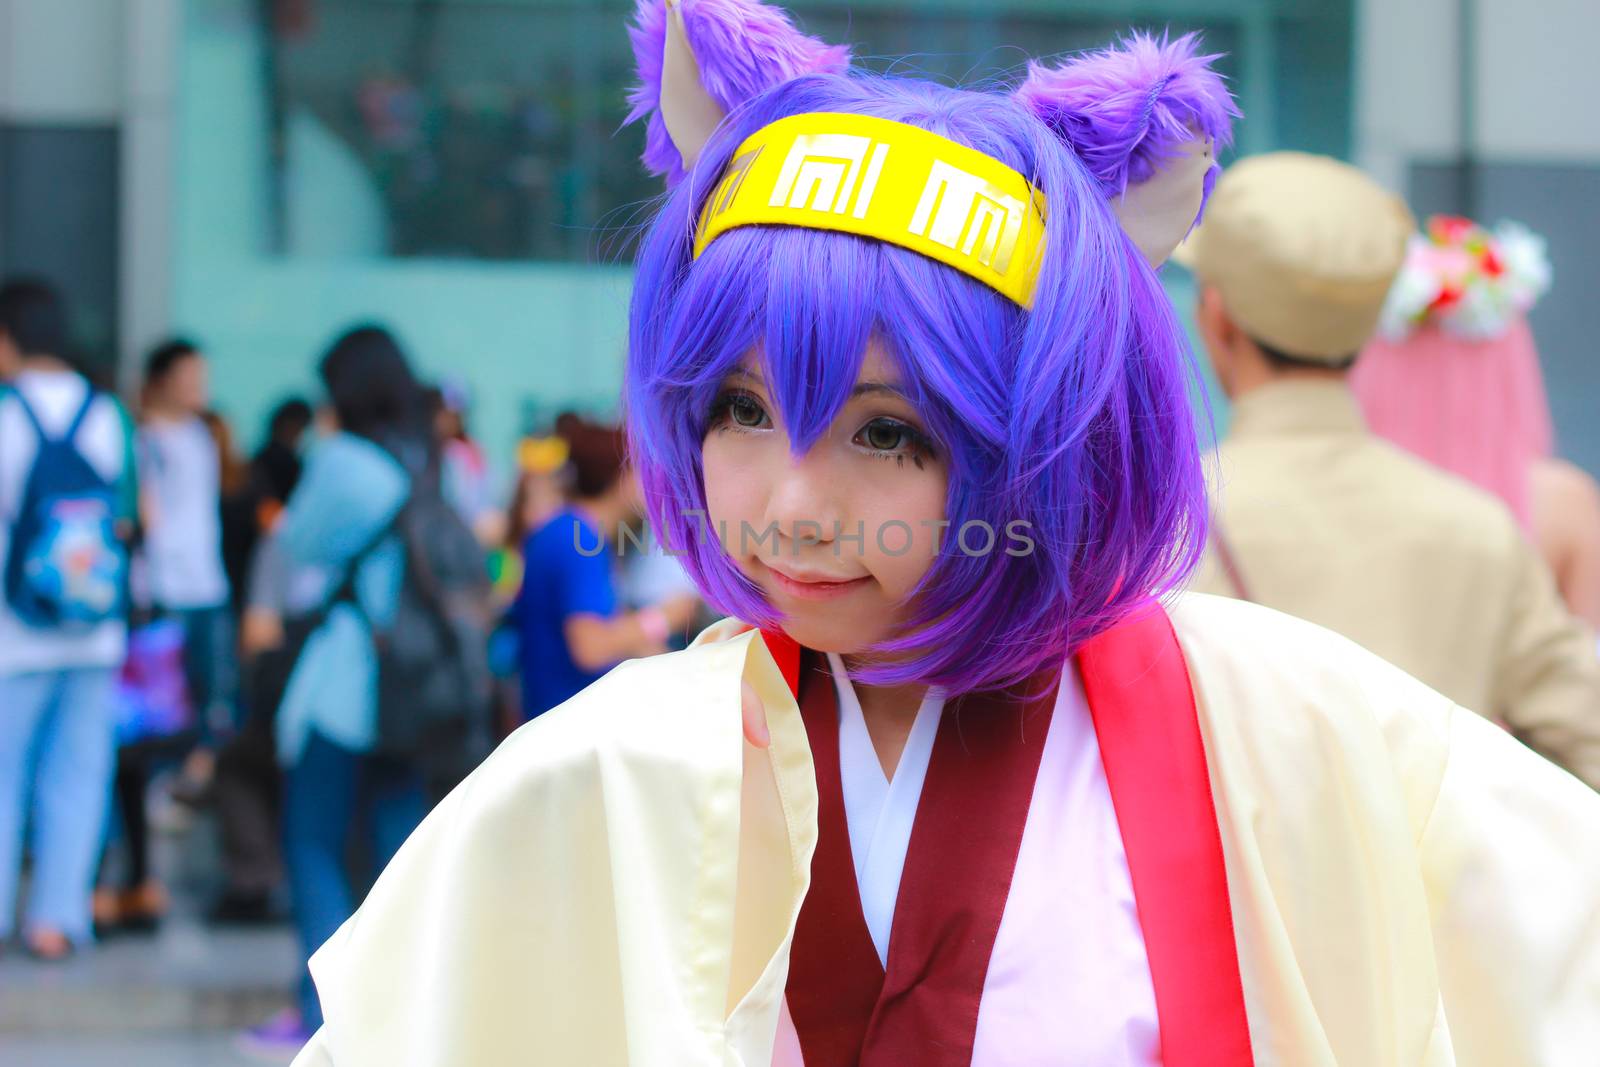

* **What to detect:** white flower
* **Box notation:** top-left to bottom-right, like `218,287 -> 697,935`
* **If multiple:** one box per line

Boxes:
1494,221 -> 1552,312
1377,237 -> 1442,340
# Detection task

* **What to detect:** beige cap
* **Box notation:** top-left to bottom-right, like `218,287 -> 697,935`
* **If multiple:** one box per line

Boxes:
1174,152 -> 1415,363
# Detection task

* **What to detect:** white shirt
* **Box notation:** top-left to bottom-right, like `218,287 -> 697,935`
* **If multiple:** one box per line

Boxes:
0,371 -> 129,676
138,416 -> 229,609
827,651 -> 945,965
827,654 -> 1161,1066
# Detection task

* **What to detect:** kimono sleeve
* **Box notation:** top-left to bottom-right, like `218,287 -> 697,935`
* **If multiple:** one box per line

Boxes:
1419,703 -> 1600,1066
292,1030 -> 334,1067
288,631 -> 799,1067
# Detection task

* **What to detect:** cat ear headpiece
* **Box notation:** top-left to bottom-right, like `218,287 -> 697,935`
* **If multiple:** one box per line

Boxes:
627,0 -> 1238,300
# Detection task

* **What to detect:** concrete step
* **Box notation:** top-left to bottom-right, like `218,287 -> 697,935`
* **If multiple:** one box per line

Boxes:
1,810 -> 297,1041
0,1033 -> 288,1067
0,920 -> 295,1035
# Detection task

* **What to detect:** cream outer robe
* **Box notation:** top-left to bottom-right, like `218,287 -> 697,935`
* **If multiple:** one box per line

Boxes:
293,594 -> 1600,1066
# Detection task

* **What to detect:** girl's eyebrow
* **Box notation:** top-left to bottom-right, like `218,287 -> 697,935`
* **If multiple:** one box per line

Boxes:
725,367 -> 908,401
851,381 -> 908,400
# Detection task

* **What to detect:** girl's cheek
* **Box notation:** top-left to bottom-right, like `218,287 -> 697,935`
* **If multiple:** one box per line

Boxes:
702,450 -> 765,556
852,489 -> 946,597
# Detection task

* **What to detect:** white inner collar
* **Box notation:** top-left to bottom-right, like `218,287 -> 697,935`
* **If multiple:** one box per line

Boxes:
827,651 -> 946,967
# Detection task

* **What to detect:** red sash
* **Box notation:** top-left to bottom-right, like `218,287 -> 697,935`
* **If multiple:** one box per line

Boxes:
762,603 -> 1253,1066
1076,604 -> 1254,1067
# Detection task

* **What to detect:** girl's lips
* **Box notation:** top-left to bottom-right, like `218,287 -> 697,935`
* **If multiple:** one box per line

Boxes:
762,562 -> 873,601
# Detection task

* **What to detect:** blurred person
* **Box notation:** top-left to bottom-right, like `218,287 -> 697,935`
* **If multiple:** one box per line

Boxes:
138,340 -> 237,740
511,413 -> 697,722
97,340 -> 237,935
217,397 -> 315,620
244,324 -> 488,1057
490,433 -> 571,607
0,278 -> 135,960
0,299 -> 23,381
1353,217 -> 1600,629
484,440 -> 569,739
206,408 -> 261,617
254,397 -> 314,511
1184,153 -> 1600,787
210,527 -> 328,927
616,514 -> 707,641
207,400 -> 315,925
426,381 -> 500,544
204,408 -> 251,492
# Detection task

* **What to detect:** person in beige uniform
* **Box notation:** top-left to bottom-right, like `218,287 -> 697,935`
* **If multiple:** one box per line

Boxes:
1183,151 -> 1600,788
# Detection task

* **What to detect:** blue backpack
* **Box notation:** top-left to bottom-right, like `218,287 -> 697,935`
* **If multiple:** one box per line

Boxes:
3,389 -> 127,629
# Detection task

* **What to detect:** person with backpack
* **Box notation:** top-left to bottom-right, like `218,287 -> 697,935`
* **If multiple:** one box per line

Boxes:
243,325 -> 490,1058
0,278 -> 136,961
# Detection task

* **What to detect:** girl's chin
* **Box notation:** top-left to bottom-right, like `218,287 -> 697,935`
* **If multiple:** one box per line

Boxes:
768,613 -> 886,656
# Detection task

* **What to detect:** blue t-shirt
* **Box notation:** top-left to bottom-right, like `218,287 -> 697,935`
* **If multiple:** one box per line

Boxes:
515,508 -> 617,719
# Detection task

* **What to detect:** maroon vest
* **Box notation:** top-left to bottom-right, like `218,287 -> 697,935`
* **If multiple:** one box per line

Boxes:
760,602 -> 1254,1066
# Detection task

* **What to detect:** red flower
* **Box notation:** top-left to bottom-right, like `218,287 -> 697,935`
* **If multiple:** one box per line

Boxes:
1428,215 -> 1477,245
1428,285 -> 1463,313
1481,245 -> 1505,277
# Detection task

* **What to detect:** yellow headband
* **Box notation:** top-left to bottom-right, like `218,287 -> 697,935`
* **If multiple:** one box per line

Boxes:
693,112 -> 1048,308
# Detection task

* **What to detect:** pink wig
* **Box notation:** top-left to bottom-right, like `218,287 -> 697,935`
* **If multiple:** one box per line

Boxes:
1351,315 -> 1555,530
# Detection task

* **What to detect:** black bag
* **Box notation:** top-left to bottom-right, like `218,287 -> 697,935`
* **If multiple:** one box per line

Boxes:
375,452 -> 493,782
335,443 -> 494,796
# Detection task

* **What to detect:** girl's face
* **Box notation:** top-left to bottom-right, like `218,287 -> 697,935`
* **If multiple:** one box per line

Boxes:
701,343 -> 948,655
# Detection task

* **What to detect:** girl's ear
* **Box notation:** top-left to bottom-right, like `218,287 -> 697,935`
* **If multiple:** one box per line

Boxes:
1014,32 -> 1239,266
627,0 -> 851,184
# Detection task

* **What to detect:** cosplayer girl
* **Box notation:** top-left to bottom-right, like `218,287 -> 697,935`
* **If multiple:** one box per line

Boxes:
293,3 -> 1600,1065
1353,217 -> 1600,629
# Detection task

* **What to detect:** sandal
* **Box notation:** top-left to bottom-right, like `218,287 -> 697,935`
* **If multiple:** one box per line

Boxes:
91,887 -> 123,938
115,881 -> 169,933
23,927 -> 74,962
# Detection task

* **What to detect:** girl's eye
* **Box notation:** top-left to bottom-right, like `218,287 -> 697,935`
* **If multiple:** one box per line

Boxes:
861,419 -> 909,452
709,389 -> 771,432
854,417 -> 935,466
730,394 -> 767,429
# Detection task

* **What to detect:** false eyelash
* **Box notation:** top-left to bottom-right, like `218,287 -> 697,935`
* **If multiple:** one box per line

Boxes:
707,388 -> 767,433
858,417 -> 938,470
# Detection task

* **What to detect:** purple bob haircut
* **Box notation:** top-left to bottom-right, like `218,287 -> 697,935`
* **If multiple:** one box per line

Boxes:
626,18 -> 1230,695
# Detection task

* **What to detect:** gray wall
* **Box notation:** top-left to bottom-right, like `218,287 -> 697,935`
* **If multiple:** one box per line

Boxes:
0,0 -> 128,382
0,124 -> 121,377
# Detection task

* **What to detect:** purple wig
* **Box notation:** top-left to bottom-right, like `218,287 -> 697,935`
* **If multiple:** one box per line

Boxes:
626,58 -> 1220,695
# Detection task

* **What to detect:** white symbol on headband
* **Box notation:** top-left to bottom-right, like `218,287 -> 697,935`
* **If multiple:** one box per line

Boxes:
704,145 -> 763,225
769,134 -> 891,219
908,160 -> 1027,274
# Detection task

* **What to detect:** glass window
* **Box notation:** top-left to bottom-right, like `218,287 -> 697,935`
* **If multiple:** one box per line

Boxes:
258,0 -> 1350,263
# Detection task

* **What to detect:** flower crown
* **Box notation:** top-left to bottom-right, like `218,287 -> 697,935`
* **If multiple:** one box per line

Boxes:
1377,215 -> 1552,341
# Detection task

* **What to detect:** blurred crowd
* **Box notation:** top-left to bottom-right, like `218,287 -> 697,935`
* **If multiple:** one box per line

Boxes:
0,277 -> 706,1057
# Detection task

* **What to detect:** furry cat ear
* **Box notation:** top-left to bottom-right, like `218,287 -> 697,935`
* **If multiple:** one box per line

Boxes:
626,0 -> 851,184
1014,32 -> 1239,266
